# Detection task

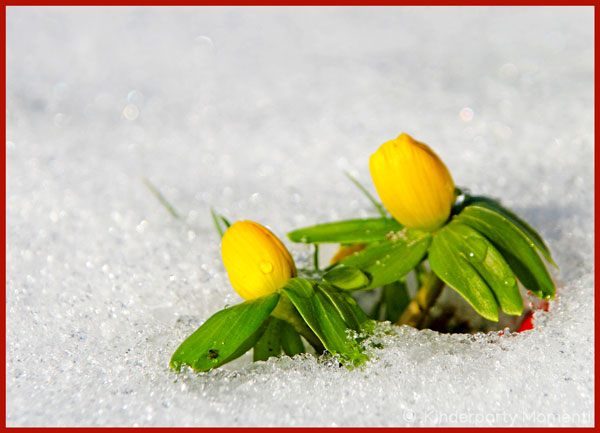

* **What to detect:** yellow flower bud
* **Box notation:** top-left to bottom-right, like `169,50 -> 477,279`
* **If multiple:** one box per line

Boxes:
221,220 -> 297,301
369,133 -> 455,232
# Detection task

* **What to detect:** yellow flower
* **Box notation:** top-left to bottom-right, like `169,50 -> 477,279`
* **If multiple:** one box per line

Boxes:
221,220 -> 297,300
369,133 -> 455,231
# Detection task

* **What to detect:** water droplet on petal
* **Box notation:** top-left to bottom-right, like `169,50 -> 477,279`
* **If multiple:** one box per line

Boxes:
260,261 -> 273,274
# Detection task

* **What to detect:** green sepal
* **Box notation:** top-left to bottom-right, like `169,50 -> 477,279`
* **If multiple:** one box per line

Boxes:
462,197 -> 557,268
287,217 -> 402,244
210,208 -> 231,238
280,321 -> 305,356
323,266 -> 370,290
381,279 -> 411,322
455,204 -> 556,300
281,279 -> 369,366
169,292 -> 280,372
444,222 -> 523,316
270,289 -> 324,353
253,316 -> 282,362
429,223 -> 500,321
316,283 -> 370,330
336,229 -> 432,291
219,325 -> 268,367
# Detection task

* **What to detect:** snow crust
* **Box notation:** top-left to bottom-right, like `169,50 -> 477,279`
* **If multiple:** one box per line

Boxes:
6,6 -> 594,426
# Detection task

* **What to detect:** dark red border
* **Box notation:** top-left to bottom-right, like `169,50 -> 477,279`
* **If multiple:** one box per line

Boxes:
1,3 -> 6,429
594,4 -> 598,431
2,1 -> 599,5
1,2 -> 597,430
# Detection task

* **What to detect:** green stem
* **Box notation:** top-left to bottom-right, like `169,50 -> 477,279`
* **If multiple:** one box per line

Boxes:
414,262 -> 428,287
313,244 -> 320,271
396,272 -> 445,328
344,170 -> 387,218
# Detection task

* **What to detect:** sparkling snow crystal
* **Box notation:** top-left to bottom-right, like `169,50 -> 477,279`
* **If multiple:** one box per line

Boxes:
6,6 -> 593,426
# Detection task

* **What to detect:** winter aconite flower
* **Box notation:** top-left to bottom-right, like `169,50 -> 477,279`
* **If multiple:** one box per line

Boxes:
221,220 -> 297,300
369,133 -> 455,232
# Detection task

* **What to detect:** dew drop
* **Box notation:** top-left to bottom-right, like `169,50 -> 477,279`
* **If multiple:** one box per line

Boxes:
504,277 -> 516,287
260,261 -> 273,274
466,238 -> 488,263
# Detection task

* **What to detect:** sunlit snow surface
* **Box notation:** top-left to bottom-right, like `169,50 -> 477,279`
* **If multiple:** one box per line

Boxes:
6,6 -> 594,427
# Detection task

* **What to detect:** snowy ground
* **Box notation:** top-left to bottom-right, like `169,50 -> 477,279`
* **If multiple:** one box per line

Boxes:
6,6 -> 594,427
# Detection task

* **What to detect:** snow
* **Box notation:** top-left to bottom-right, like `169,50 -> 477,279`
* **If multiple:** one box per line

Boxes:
6,6 -> 594,427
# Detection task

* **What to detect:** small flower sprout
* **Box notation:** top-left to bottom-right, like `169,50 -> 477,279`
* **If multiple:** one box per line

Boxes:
165,131 -> 557,374
289,133 -> 556,326
170,219 -> 370,372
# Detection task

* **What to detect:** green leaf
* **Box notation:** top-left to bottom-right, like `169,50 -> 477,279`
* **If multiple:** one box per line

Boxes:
463,197 -> 556,267
429,224 -> 499,321
219,325 -> 268,366
143,177 -> 181,219
281,279 -> 368,366
210,208 -> 230,238
445,222 -> 523,316
344,170 -> 387,218
287,218 -> 403,244
253,316 -> 282,362
455,204 -> 555,300
316,284 -> 369,330
323,266 -> 370,290
337,229 -> 432,290
170,293 -> 280,372
280,321 -> 305,356
270,288 -> 325,353
312,290 -> 369,366
382,279 -> 410,322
